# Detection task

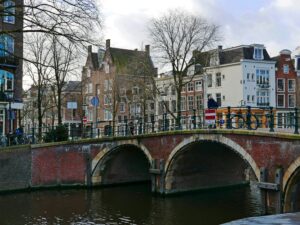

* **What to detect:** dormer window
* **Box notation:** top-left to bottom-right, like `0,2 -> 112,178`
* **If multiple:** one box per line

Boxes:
254,47 -> 264,60
283,64 -> 289,74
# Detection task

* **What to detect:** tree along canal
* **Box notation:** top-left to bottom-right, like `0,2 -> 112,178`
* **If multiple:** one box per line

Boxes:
0,183 -> 263,225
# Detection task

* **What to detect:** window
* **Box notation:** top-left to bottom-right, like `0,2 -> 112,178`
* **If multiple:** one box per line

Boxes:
257,91 -> 270,106
132,87 -> 139,95
187,82 -> 194,92
86,68 -> 91,77
256,69 -> 269,86
195,81 -> 202,91
288,79 -> 295,92
104,80 -> 109,91
171,85 -> 176,95
196,95 -> 203,110
119,102 -> 125,112
120,88 -> 126,96
216,73 -> 221,87
158,101 -> 164,115
277,79 -> 284,92
288,94 -> 295,108
252,95 -> 255,102
104,94 -> 111,105
247,95 -> 250,102
85,83 -> 92,94
104,109 -> 112,121
277,94 -> 284,107
0,35 -> 14,57
188,96 -> 194,110
0,70 -> 14,92
297,58 -> 300,71
3,1 -> 15,24
96,84 -> 100,95
207,74 -> 212,87
104,62 -> 110,73
254,47 -> 263,60
216,93 -> 221,106
251,73 -> 254,80
171,100 -> 176,112
247,73 -> 250,80
149,102 -> 155,110
130,103 -> 141,115
283,64 -> 289,74
180,97 -> 186,111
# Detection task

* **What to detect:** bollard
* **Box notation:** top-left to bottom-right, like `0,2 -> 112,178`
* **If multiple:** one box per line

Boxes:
226,106 -> 231,129
246,106 -> 251,130
269,107 -> 274,132
294,108 -> 299,134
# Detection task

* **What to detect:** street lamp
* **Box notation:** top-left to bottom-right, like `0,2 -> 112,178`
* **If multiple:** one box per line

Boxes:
4,89 -> 13,134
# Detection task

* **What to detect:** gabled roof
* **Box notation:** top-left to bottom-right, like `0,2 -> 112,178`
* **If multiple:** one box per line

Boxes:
91,53 -> 99,69
194,45 -> 273,67
108,47 -> 156,75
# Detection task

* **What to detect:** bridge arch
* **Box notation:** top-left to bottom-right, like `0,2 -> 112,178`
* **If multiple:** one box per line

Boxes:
164,134 -> 260,193
91,140 -> 152,186
283,157 -> 300,212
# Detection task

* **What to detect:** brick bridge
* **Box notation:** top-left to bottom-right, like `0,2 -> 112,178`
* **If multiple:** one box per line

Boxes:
2,129 -> 300,214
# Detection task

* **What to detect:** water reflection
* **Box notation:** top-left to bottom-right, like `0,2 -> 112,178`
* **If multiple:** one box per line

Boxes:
0,184 -> 262,225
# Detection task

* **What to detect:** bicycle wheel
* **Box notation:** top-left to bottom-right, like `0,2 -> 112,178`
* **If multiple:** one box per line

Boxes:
249,114 -> 259,130
230,115 -> 245,129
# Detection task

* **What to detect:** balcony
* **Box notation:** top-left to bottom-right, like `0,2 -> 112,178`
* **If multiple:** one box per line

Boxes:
257,83 -> 270,89
257,102 -> 270,107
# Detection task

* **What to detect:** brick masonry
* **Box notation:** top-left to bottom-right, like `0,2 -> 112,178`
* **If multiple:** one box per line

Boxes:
1,130 -> 300,213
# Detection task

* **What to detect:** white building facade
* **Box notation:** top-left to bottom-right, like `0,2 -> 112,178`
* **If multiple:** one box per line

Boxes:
198,44 -> 276,109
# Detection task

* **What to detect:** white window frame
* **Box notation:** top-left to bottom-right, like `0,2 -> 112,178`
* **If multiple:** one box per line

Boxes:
195,81 -> 202,91
288,79 -> 295,92
277,94 -> 285,108
288,94 -> 295,108
283,64 -> 289,74
277,79 -> 285,92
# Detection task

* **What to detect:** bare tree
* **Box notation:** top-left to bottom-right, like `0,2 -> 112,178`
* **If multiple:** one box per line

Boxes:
1,0 -> 102,45
24,33 -> 53,138
148,9 -> 220,128
50,35 -> 79,125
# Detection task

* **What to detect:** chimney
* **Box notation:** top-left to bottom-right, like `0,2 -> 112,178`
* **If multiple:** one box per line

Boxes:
145,45 -> 150,55
106,39 -> 111,49
88,45 -> 92,53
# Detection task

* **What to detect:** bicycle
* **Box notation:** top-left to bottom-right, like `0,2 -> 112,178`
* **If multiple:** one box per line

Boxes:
229,113 -> 259,130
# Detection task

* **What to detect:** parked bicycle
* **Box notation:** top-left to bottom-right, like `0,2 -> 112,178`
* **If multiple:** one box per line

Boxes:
230,112 -> 259,130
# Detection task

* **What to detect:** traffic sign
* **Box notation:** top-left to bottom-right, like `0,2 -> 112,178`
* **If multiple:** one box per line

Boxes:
91,96 -> 99,107
83,116 -> 87,124
205,109 -> 216,124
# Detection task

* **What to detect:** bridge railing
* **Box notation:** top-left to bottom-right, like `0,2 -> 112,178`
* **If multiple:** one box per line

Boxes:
1,106 -> 299,147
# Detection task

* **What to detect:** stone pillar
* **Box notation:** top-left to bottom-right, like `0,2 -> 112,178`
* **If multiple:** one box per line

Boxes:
258,167 -> 283,214
150,159 -> 165,194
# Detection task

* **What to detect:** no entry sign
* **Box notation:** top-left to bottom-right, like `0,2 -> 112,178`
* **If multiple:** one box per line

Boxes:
205,109 -> 216,123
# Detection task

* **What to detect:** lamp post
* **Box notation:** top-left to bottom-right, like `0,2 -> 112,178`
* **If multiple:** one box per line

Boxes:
4,90 -> 14,134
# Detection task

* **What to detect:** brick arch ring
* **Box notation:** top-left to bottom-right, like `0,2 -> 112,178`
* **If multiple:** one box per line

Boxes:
283,157 -> 300,194
163,134 -> 261,182
91,139 -> 153,175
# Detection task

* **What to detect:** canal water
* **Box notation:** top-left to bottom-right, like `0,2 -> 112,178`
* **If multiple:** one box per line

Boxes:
0,183 -> 263,225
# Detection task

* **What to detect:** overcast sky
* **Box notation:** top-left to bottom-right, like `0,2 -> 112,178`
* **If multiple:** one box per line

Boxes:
100,0 -> 300,57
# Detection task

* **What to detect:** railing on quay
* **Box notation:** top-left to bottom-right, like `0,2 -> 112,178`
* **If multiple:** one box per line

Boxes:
1,106 -> 300,147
